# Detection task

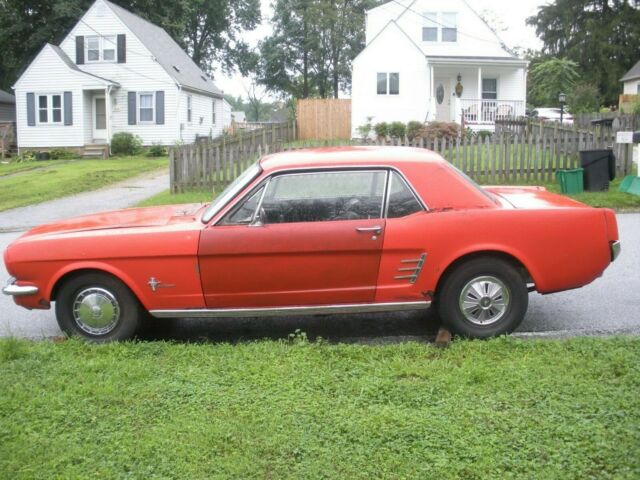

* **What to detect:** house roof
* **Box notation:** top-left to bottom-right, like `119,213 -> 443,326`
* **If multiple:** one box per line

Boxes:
103,0 -> 223,98
49,44 -> 120,85
0,89 -> 15,104
426,55 -> 528,65
621,59 -> 640,82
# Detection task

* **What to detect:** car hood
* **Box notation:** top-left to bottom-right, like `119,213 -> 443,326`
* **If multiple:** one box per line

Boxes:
484,186 -> 588,209
20,203 -> 207,238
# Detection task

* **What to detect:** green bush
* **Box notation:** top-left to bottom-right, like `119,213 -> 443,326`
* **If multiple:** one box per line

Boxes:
406,121 -> 424,141
49,148 -> 77,160
356,116 -> 374,139
111,132 -> 142,156
147,143 -> 166,157
388,121 -> 406,139
12,151 -> 36,163
567,83 -> 601,114
373,122 -> 388,139
416,121 -> 460,139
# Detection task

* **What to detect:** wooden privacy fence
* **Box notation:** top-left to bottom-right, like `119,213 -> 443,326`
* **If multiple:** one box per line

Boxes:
297,99 -> 351,140
170,122 -> 295,192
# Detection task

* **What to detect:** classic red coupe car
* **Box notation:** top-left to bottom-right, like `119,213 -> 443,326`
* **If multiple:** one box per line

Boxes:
4,147 -> 620,341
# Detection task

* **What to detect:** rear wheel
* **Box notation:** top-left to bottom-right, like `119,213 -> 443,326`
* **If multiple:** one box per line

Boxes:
55,272 -> 142,342
437,257 -> 528,338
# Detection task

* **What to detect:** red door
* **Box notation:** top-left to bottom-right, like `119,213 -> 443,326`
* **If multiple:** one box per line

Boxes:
198,169 -> 388,308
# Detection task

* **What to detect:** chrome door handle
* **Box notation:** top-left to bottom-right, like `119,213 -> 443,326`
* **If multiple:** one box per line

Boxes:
356,226 -> 382,234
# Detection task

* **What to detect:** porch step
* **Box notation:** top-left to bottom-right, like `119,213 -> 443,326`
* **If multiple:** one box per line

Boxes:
82,144 -> 109,159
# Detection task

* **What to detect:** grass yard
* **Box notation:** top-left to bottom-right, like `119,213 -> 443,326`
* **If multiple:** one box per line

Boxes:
0,336 -> 638,479
0,156 -> 168,211
137,188 -> 213,207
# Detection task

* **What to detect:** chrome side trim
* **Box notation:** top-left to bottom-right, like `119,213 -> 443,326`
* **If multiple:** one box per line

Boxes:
149,300 -> 431,319
394,253 -> 427,284
3,278 -> 39,297
610,240 -> 621,262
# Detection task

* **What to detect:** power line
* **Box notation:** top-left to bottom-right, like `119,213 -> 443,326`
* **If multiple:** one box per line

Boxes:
77,18 -> 154,59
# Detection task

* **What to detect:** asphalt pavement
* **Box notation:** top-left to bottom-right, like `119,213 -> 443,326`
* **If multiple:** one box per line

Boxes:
0,173 -> 638,342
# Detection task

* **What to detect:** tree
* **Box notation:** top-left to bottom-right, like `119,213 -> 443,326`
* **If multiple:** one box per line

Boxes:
527,0 -> 640,105
0,0 -> 260,91
528,57 -> 580,107
567,83 -> 601,113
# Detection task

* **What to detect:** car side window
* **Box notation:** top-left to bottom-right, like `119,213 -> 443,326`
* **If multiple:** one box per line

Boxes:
220,186 -> 265,225
260,170 -> 386,224
386,171 -> 424,218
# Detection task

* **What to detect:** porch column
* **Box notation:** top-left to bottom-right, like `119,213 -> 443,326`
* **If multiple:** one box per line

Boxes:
428,64 -> 436,122
105,86 -> 111,150
477,67 -> 482,122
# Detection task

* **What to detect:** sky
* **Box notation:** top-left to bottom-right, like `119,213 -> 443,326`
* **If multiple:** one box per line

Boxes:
213,0 -> 550,100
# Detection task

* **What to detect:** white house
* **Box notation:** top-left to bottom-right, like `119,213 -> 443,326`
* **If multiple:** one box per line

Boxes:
351,0 -> 528,137
621,60 -> 640,95
13,0 -> 231,155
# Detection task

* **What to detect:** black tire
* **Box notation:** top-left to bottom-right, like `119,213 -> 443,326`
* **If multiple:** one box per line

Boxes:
55,272 -> 142,342
437,257 -> 528,339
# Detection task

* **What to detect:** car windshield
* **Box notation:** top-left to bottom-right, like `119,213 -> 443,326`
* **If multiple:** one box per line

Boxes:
201,163 -> 262,223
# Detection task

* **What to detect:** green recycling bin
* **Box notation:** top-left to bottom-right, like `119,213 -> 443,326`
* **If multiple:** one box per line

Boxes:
556,168 -> 584,194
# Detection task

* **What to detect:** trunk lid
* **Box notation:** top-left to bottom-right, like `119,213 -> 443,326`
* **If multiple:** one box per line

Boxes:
484,186 -> 589,209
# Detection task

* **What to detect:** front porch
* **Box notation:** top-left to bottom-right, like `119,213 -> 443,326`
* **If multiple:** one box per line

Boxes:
426,59 -> 528,131
82,85 -> 117,155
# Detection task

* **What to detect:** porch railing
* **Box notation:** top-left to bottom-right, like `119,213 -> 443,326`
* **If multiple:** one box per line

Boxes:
460,99 -> 525,124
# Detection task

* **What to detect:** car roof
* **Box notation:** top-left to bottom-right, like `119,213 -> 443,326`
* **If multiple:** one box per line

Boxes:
259,146 -> 447,172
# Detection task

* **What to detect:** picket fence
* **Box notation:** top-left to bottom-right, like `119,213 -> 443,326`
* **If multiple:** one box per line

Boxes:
170,119 -> 633,192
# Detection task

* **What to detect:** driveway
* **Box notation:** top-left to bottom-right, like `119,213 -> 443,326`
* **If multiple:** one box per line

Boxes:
1,185 -> 639,341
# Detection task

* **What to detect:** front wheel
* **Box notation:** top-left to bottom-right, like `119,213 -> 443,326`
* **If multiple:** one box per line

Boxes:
55,272 -> 142,342
437,257 -> 528,339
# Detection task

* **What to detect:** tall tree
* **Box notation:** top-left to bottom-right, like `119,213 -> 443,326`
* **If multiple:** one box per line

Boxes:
528,57 -> 580,107
527,0 -> 640,105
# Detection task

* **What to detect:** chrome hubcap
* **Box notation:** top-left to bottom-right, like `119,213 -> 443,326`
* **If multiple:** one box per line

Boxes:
459,276 -> 510,325
72,287 -> 120,335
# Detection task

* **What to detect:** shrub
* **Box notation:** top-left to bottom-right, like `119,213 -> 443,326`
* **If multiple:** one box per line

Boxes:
356,116 -> 374,140
373,122 -> 388,139
477,130 -> 493,140
388,121 -> 406,139
111,132 -> 142,155
416,121 -> 460,139
49,148 -> 77,160
147,143 -> 166,157
406,121 -> 424,141
12,151 -> 36,163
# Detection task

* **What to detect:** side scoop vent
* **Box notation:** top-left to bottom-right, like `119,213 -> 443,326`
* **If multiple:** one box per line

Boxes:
394,253 -> 427,284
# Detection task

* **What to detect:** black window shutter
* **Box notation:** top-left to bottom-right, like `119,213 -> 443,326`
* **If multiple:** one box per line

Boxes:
117,34 -> 126,63
63,92 -> 73,125
155,91 -> 165,124
128,91 -> 136,125
26,93 -> 35,126
76,36 -> 84,64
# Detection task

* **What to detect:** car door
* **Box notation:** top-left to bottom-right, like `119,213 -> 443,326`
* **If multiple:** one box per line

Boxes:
198,169 -> 388,308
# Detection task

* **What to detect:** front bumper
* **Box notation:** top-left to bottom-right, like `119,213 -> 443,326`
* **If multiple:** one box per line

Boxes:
610,241 -> 621,262
2,277 -> 39,297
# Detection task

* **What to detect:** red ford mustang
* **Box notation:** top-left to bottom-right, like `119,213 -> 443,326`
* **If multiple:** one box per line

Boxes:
3,147 -> 620,341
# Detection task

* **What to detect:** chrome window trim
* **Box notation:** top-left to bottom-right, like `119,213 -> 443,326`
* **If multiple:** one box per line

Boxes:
149,300 -> 431,319
383,170 -> 426,218
210,165 -> 428,226
201,163 -> 262,223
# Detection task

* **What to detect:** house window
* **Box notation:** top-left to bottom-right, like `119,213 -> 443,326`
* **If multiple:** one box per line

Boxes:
37,94 -> 63,124
442,13 -> 457,42
139,92 -> 154,123
377,73 -> 400,95
422,12 -> 438,41
86,35 -> 117,62
87,36 -> 100,61
422,12 -> 457,42
187,95 -> 192,122
212,99 -> 216,124
482,78 -> 498,100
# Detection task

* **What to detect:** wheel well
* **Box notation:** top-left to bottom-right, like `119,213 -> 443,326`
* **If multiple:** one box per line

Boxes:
50,268 -> 122,301
435,251 -> 533,296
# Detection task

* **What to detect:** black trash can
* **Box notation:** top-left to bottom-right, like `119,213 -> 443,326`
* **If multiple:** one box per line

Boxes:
579,149 -> 615,191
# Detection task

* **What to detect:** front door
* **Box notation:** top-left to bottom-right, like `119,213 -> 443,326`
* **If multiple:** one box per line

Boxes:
434,77 -> 451,122
93,96 -> 107,140
198,169 -> 388,308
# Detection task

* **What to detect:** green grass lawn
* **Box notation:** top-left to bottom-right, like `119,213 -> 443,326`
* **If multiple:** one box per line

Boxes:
0,159 -> 69,177
0,156 -> 168,212
137,188 -> 213,207
1,336 -> 638,478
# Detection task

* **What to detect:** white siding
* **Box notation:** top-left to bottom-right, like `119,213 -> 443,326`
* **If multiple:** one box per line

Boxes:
222,100 -> 232,128
352,22 -> 429,138
367,0 -> 513,58
623,79 -> 640,95
14,46 -> 96,149
178,90 -> 225,143
57,0 -> 179,145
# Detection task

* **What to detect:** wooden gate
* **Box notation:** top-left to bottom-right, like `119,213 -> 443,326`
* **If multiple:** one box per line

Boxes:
296,99 -> 351,140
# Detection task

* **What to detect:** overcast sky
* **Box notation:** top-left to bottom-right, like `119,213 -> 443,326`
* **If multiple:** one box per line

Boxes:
213,0 -> 550,100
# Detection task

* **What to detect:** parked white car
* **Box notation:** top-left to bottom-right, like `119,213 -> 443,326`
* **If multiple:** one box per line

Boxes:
529,108 -> 574,125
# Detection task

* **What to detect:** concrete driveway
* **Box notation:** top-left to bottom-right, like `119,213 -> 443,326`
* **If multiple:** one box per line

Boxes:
1,178 -> 638,341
